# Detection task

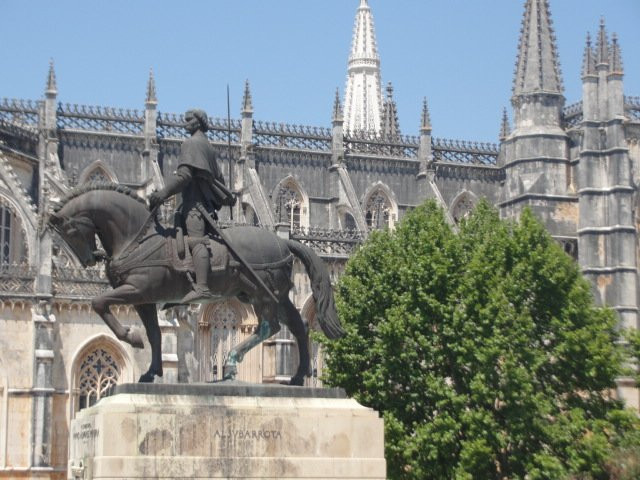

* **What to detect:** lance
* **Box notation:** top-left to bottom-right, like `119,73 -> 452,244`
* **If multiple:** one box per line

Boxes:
226,84 -> 234,220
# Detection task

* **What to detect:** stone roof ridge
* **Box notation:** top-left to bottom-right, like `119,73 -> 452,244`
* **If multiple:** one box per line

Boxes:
513,0 -> 564,97
242,79 -> 253,113
146,68 -> 157,104
582,32 -> 597,77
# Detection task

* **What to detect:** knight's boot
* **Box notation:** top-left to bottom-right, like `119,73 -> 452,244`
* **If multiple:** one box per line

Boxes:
181,243 -> 214,303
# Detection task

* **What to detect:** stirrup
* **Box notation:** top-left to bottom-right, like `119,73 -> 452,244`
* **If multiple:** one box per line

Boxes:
181,285 -> 215,304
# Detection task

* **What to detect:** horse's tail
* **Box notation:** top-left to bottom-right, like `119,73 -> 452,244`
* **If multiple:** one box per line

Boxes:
285,239 -> 345,339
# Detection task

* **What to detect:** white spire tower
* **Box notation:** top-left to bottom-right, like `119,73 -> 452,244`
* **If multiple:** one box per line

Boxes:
343,0 -> 384,135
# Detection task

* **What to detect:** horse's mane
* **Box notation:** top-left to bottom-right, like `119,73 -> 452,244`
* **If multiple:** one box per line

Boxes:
53,181 -> 148,213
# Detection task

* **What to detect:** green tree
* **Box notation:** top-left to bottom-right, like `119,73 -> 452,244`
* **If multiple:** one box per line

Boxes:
322,201 -> 640,479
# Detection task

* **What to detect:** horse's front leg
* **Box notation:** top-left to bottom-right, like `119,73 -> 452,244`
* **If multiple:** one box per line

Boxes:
134,304 -> 163,383
91,284 -> 145,349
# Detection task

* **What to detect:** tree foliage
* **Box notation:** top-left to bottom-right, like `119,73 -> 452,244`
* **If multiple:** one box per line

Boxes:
322,201 -> 640,479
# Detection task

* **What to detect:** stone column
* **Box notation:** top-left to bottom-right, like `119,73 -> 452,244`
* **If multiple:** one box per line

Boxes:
31,301 -> 55,468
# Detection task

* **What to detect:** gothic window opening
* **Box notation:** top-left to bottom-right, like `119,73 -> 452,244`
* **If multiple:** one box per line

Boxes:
451,194 -> 475,224
208,303 -> 241,382
0,205 -> 12,266
275,326 -> 298,379
275,183 -> 303,230
0,201 -> 26,266
342,212 -> 357,231
75,347 -> 122,411
365,191 -> 392,230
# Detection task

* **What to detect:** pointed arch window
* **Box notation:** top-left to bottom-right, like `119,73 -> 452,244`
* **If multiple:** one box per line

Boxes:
451,194 -> 475,224
75,346 -> 122,411
0,201 -> 26,266
275,183 -> 303,230
365,191 -> 392,230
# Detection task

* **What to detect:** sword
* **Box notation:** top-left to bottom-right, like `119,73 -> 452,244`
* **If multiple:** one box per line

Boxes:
196,203 -> 279,304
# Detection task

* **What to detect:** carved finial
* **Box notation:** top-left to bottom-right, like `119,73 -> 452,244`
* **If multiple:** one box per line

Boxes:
596,17 -> 609,66
332,88 -> 343,122
386,82 -> 394,99
421,97 -> 432,132
513,0 -> 563,96
242,79 -> 253,113
359,0 -> 369,8
146,68 -> 157,104
46,59 -> 57,96
381,82 -> 400,138
500,108 -> 510,141
610,32 -> 623,74
582,32 -> 597,77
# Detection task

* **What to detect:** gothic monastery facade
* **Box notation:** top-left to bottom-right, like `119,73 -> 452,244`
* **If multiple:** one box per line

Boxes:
0,0 -> 639,477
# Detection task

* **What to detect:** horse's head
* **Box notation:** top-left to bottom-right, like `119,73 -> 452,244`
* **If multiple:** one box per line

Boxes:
49,212 -> 98,267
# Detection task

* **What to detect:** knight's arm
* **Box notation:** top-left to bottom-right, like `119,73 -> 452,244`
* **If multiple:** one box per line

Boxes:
148,166 -> 193,208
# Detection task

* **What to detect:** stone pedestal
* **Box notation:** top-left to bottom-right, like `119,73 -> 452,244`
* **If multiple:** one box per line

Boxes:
68,382 -> 385,479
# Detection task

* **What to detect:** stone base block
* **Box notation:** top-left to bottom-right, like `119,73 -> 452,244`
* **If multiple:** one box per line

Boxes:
68,382 -> 385,479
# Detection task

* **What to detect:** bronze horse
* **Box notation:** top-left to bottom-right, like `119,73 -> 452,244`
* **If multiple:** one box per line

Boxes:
49,183 -> 344,384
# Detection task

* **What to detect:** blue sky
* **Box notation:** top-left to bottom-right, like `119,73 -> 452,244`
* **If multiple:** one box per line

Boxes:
1,1 -> 639,143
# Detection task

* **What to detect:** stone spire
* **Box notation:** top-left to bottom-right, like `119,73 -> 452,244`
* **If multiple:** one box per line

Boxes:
512,0 -> 563,97
146,68 -> 157,105
381,82 -> 400,138
596,18 -> 609,66
45,59 -> 57,97
242,79 -> 253,114
420,97 -> 431,132
332,88 -> 343,122
582,32 -> 597,78
610,33 -> 623,74
499,108 -> 510,141
343,0 -> 384,135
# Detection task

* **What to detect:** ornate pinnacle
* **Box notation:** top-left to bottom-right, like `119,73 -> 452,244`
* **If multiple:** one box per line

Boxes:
242,79 -> 253,113
582,32 -> 597,77
420,97 -> 432,132
596,17 -> 609,66
332,88 -> 343,122
610,33 -> 623,74
513,0 -> 563,96
46,59 -> 57,96
500,108 -> 510,141
146,68 -> 157,104
381,82 -> 400,138
359,0 -> 368,9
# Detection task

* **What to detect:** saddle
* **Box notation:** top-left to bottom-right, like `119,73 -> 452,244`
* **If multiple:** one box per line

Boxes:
167,227 -> 229,276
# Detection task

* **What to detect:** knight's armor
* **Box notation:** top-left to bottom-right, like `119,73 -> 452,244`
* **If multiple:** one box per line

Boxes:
149,110 -> 234,303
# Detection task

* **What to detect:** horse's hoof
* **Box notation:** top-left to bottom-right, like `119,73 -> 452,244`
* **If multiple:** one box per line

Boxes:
289,375 -> 305,386
125,327 -> 144,349
138,372 -> 155,383
223,364 -> 237,380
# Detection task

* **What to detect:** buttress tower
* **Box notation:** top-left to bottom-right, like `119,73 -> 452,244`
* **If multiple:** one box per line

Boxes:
343,0 -> 384,135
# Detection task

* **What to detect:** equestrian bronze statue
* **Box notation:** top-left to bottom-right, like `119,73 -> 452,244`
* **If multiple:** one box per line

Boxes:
48,110 -> 344,385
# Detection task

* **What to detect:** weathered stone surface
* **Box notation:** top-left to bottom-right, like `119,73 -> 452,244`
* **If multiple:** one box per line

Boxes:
68,383 -> 385,479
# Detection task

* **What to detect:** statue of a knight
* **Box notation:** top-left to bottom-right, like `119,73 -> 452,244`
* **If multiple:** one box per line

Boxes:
149,109 -> 235,303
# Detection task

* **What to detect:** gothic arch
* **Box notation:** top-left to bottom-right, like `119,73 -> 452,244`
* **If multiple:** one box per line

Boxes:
68,334 -> 134,418
362,182 -> 398,230
198,300 -> 258,382
337,205 -> 358,231
271,176 -> 309,229
450,190 -> 478,224
0,194 -> 30,265
77,160 -> 118,185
